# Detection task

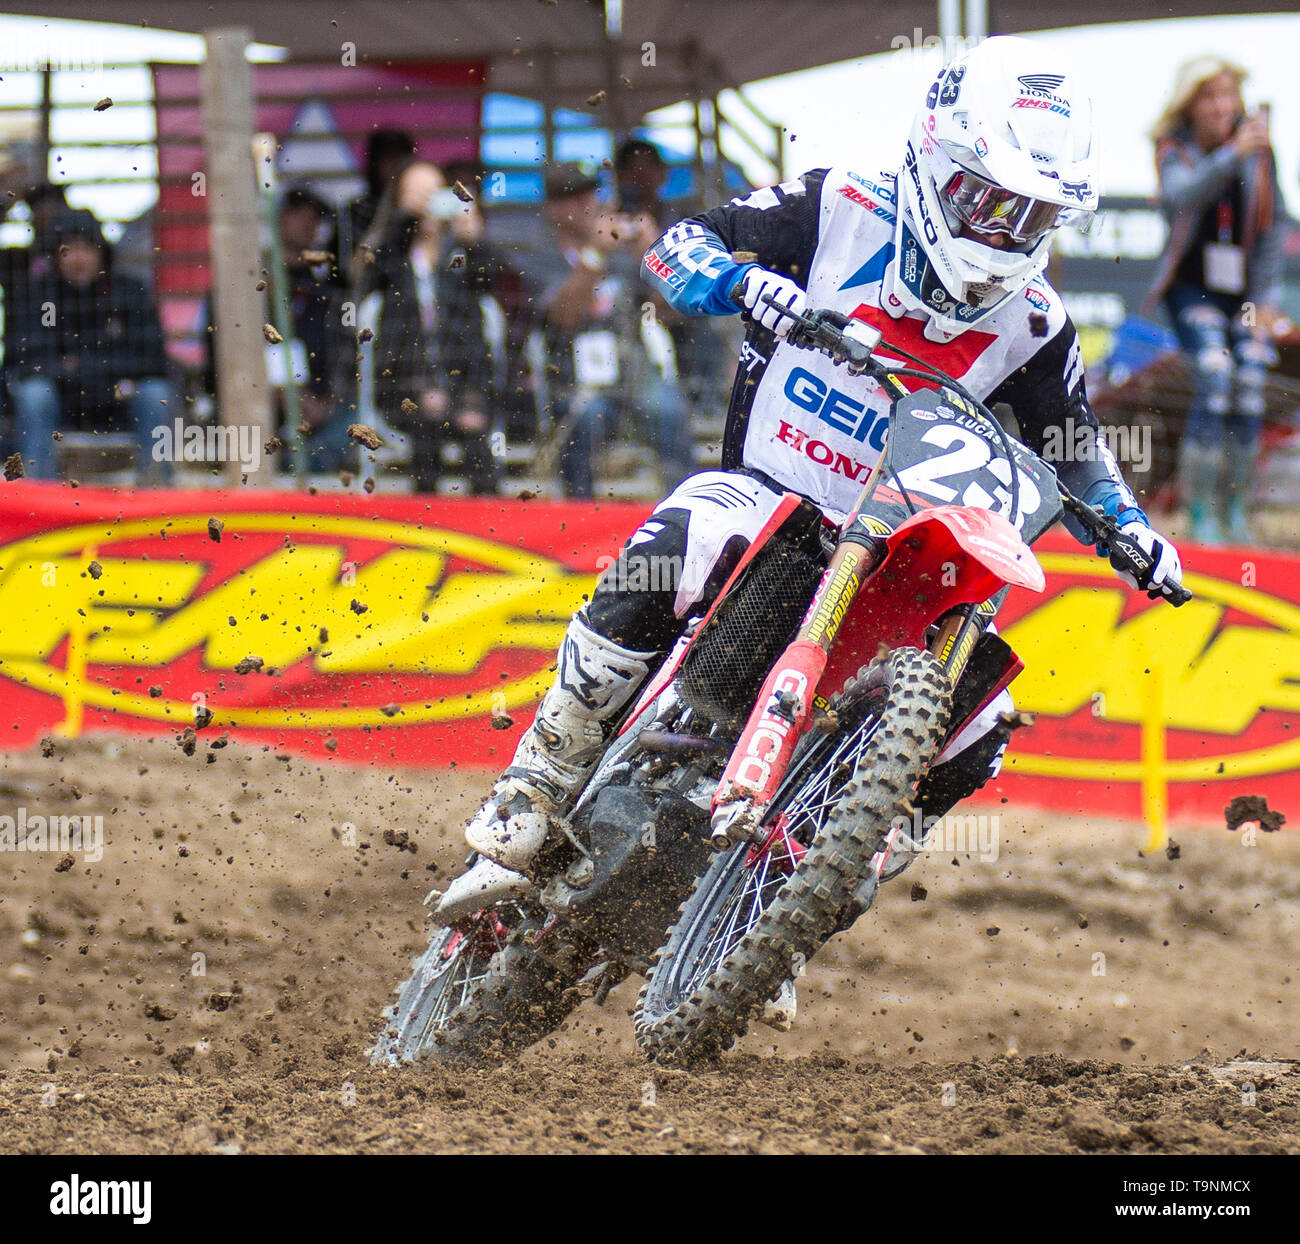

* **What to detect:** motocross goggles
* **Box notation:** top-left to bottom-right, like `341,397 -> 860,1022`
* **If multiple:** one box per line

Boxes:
939,168 -> 1078,250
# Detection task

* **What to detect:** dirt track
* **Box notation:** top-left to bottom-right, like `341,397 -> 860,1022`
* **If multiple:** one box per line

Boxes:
2,734 -> 1298,1154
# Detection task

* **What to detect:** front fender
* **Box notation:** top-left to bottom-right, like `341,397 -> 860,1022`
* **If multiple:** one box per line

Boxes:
820,505 -> 1043,691
890,505 -> 1045,594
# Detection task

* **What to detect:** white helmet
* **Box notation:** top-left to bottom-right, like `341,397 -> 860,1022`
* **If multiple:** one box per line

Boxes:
886,35 -> 1100,339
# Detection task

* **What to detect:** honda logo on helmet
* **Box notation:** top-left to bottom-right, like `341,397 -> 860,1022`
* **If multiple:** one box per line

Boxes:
1017,73 -> 1065,91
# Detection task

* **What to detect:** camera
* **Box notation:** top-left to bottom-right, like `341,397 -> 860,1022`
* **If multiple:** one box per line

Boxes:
426,188 -> 467,221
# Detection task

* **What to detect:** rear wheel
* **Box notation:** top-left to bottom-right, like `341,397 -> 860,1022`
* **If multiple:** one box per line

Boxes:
634,647 -> 951,1064
371,901 -> 590,1067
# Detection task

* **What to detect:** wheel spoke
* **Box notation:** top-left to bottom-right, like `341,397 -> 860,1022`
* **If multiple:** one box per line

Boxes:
410,902 -> 524,1045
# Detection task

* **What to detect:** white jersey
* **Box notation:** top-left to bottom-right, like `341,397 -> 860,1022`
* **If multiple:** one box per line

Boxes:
643,165 -> 1123,527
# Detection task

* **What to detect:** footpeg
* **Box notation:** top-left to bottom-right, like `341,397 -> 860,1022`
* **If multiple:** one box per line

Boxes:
709,800 -> 759,850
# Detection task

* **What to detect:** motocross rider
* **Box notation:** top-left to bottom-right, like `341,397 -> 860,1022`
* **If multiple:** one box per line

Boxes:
437,37 -> 1185,933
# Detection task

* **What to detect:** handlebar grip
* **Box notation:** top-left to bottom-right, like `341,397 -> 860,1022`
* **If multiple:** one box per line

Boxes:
1108,532 -> 1192,607
729,280 -> 747,308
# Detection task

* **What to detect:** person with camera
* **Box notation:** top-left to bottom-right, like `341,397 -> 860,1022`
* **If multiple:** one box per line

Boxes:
527,162 -> 693,499
1146,57 -> 1287,544
368,160 -> 505,494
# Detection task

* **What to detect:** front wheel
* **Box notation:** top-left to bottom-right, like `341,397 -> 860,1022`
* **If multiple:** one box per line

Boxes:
634,646 -> 951,1064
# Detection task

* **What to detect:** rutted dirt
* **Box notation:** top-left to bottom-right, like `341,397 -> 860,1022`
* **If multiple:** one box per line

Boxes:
1,734 -> 1298,1154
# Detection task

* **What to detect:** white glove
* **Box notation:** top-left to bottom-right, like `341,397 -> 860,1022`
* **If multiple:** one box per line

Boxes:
740,267 -> 806,338
1112,521 -> 1183,598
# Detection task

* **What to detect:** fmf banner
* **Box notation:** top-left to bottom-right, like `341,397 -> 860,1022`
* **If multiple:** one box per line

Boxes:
0,485 -> 639,771
0,484 -> 1295,825
984,535 -> 1300,824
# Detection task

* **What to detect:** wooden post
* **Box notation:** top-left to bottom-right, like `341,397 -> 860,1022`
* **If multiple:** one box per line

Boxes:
200,27 -> 276,484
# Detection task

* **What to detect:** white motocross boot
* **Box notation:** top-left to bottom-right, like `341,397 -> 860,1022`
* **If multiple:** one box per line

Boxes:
463,612 -> 657,873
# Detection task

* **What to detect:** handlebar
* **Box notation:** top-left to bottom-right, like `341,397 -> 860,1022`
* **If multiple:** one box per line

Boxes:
729,282 -> 882,377
730,281 -> 1193,609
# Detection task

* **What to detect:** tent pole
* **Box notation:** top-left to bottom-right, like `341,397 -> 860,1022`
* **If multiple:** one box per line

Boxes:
938,0 -> 961,44
200,26 -> 276,485
539,45 -> 556,170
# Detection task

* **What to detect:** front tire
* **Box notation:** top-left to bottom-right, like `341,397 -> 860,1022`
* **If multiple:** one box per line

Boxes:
634,647 -> 951,1064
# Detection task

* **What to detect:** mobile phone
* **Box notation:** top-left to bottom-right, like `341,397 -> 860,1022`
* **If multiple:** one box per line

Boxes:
426,188 -> 466,221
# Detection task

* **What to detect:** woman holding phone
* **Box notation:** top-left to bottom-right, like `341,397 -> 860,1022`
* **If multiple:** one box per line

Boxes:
367,161 -> 508,494
1146,58 -> 1286,544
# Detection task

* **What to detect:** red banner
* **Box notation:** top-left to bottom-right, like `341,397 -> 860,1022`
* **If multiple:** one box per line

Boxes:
1,484 -> 1295,826
975,531 -> 1300,825
0,484 -> 641,769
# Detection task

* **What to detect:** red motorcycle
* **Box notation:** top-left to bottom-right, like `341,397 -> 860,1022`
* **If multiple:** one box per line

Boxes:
371,298 -> 1189,1068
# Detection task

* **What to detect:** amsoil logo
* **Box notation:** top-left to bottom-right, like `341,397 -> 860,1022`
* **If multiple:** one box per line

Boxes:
645,251 -> 685,290
0,513 -> 590,731
836,183 -> 894,222
1001,551 -> 1300,781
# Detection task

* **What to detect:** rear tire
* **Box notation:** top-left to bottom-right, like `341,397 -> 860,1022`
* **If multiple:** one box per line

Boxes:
634,646 -> 951,1064
371,904 -> 589,1067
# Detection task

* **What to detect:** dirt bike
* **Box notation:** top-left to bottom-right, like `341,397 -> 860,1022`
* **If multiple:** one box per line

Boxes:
370,292 -> 1190,1069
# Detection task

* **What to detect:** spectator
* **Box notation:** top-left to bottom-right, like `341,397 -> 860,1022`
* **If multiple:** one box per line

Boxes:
276,188 -> 357,471
528,162 -> 693,499
615,138 -> 729,409
370,161 -> 507,494
614,138 -> 677,227
1146,57 -> 1287,544
443,160 -> 540,459
339,129 -> 416,287
0,183 -> 69,316
23,184 -> 70,276
203,187 -> 357,473
4,208 -> 173,482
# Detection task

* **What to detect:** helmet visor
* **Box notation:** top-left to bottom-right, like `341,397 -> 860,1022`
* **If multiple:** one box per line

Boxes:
939,168 -> 1068,247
